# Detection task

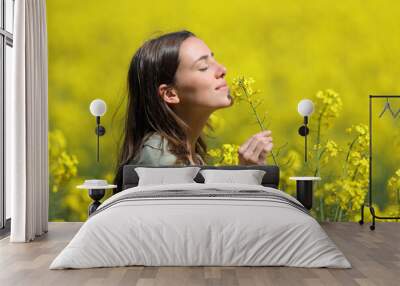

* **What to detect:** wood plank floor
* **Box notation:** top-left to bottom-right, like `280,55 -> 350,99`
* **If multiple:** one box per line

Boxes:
0,222 -> 399,286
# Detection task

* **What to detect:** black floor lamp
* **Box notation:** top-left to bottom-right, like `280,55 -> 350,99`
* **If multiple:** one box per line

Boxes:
297,99 -> 315,162
89,99 -> 107,163
289,99 -> 320,210
77,99 -> 117,216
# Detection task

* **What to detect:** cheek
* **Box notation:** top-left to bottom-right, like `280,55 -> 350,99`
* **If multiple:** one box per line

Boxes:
178,74 -> 215,105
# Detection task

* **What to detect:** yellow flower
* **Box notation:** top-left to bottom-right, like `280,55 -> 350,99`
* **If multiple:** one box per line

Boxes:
207,148 -> 221,158
209,144 -> 240,166
387,170 -> 400,201
229,76 -> 278,166
230,76 -> 259,103
313,89 -> 343,129
313,143 -> 321,151
355,125 -> 367,135
325,140 -> 339,157
221,144 -> 240,165
49,129 -> 79,193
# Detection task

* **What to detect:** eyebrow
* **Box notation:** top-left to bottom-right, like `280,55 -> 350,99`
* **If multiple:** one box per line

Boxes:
192,52 -> 214,67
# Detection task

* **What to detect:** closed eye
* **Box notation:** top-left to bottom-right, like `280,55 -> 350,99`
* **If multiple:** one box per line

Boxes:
199,67 -> 209,71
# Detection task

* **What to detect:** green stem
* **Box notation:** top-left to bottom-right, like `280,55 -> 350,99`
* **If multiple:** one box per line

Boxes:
397,188 -> 400,216
351,166 -> 360,181
316,105 -> 328,146
338,208 -> 343,221
334,203 -> 340,222
344,201 -> 352,221
239,81 -> 278,166
313,105 -> 330,222
313,105 -> 327,176
319,196 -> 325,221
317,148 -> 327,166
343,135 -> 359,177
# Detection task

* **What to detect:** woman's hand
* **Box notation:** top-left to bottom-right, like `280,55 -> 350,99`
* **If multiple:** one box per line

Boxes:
238,130 -> 273,165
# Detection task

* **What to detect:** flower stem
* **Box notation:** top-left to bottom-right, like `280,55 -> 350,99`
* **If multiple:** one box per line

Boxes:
343,135 -> 359,177
314,107 -> 326,221
334,203 -> 340,222
239,82 -> 278,166
338,208 -> 343,221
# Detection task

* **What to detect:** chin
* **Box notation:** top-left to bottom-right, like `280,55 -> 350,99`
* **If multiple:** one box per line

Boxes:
223,90 -> 233,107
213,89 -> 232,108
214,94 -> 233,109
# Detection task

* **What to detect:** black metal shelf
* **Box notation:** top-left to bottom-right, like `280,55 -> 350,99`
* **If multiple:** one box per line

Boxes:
359,95 -> 400,230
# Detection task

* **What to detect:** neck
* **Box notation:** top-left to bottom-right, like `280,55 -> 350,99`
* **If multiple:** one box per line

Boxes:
174,107 -> 212,154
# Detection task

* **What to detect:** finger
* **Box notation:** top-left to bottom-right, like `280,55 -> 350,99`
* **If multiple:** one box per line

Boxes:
239,131 -> 272,154
252,140 -> 267,161
258,151 -> 267,164
245,135 -> 262,156
239,138 -> 259,164
265,142 -> 274,153
243,134 -> 271,157
258,132 -> 273,141
262,136 -> 273,144
257,130 -> 272,137
255,132 -> 273,145
253,138 -> 272,154
239,136 -> 256,154
258,147 -> 271,164
259,140 -> 273,158
257,143 -> 273,164
243,139 -> 266,164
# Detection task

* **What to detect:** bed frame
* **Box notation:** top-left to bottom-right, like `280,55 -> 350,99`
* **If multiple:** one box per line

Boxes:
121,164 -> 280,191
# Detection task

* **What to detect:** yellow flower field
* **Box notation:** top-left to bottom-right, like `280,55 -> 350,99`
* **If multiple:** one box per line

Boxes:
47,0 -> 400,221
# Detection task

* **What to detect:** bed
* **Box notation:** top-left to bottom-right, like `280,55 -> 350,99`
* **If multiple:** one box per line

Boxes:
49,165 -> 351,269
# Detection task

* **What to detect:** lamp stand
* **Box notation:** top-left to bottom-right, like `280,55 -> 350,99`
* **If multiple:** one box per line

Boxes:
94,116 -> 106,163
298,116 -> 309,163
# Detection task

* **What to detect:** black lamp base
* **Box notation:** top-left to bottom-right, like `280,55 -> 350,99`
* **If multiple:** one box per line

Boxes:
88,189 -> 105,216
296,180 -> 313,210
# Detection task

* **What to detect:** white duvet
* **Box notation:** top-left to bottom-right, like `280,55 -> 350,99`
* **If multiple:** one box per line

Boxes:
50,183 -> 351,269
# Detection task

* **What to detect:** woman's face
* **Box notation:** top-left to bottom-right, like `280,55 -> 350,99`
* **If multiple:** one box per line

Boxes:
171,36 -> 232,111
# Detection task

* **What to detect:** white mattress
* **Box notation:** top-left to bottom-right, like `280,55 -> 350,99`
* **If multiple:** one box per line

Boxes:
49,183 -> 351,269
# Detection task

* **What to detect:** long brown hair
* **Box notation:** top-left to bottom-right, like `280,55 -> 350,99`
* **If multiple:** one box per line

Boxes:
113,30 -> 211,192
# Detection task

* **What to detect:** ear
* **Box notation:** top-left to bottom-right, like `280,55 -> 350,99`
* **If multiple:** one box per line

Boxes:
158,84 -> 180,105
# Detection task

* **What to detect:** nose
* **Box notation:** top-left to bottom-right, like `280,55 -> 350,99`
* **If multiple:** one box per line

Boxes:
216,62 -> 227,78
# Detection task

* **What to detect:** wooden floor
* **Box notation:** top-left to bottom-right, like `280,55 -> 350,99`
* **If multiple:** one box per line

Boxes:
0,222 -> 399,286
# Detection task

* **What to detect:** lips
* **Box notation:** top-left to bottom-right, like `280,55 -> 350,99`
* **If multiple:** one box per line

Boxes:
215,82 -> 228,90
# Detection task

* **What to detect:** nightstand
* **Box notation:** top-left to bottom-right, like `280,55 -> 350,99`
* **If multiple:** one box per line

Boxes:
77,183 -> 117,216
289,177 -> 321,210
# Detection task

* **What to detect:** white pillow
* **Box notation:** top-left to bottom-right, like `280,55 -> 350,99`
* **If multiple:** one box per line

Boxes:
200,169 -> 266,185
135,167 -> 201,186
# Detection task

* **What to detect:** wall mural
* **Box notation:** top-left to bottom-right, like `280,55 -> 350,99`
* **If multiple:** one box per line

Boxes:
47,0 -> 400,222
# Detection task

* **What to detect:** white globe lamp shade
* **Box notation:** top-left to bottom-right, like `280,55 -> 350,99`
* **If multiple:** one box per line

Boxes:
90,99 -> 107,117
297,99 -> 314,117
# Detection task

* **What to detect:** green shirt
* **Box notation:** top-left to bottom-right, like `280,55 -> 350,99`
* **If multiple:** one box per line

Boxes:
129,133 -> 180,166
129,133 -> 205,166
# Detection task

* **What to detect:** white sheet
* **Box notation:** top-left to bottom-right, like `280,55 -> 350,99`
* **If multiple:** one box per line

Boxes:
49,183 -> 351,269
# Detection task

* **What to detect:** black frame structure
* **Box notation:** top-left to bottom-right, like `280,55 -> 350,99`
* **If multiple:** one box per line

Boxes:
0,0 -> 14,235
359,95 -> 400,230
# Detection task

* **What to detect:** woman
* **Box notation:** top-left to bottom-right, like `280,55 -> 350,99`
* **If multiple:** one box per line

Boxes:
113,30 -> 273,191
